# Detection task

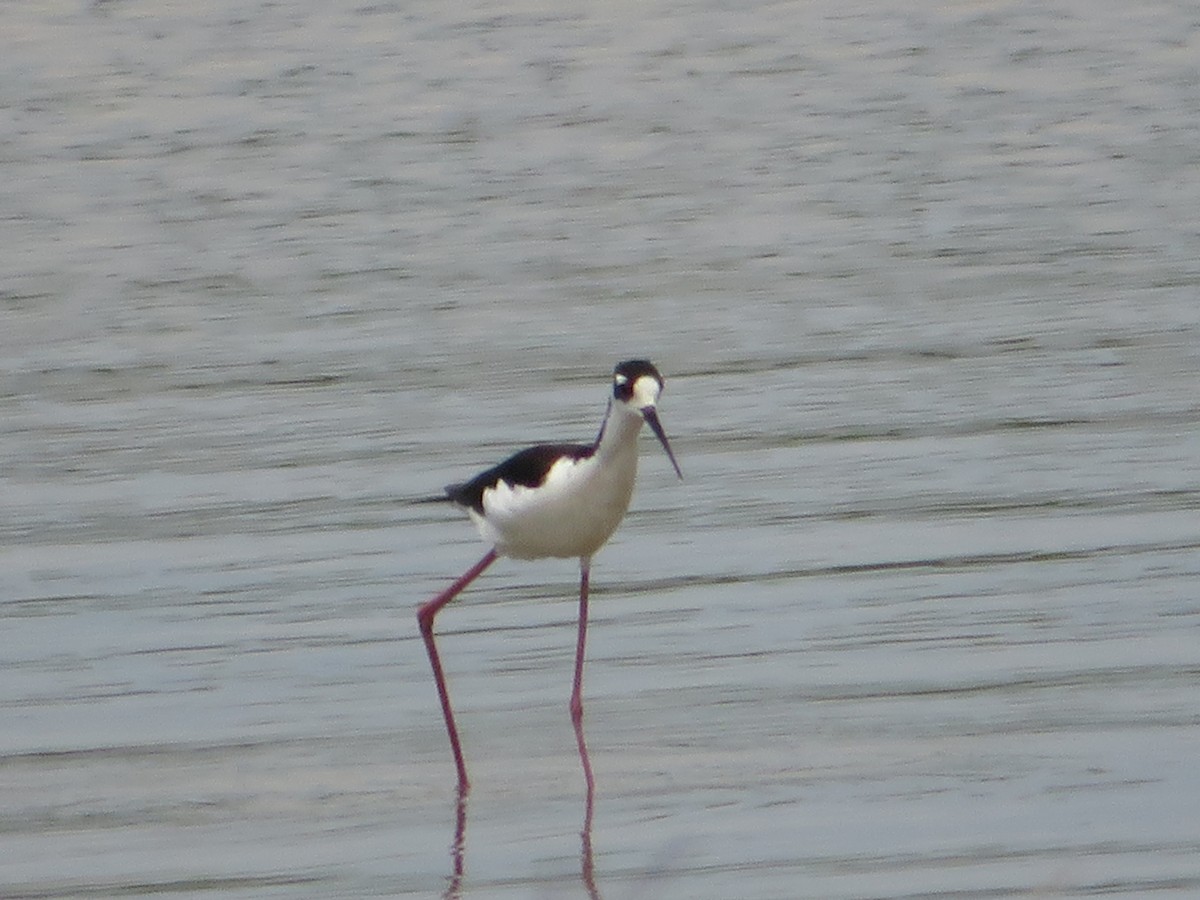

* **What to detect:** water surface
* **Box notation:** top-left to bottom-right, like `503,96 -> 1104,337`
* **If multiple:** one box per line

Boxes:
3,1 -> 1200,897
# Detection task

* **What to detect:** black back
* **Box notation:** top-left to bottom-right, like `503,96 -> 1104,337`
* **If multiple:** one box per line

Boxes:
446,443 -> 595,514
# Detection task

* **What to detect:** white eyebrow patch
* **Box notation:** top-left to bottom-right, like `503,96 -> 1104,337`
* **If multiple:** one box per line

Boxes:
631,375 -> 661,407
614,373 -> 628,385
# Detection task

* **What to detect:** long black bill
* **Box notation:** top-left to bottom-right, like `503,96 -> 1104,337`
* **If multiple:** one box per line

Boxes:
641,406 -> 683,479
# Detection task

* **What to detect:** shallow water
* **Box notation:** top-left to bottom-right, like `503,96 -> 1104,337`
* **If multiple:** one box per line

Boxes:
4,1 -> 1200,897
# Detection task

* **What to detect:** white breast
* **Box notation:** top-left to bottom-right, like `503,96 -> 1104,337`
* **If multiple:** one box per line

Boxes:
472,447 -> 639,560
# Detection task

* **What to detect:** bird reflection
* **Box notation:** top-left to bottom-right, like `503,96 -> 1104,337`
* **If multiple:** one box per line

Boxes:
441,784 -> 467,900
438,725 -> 602,899
576,713 -> 601,900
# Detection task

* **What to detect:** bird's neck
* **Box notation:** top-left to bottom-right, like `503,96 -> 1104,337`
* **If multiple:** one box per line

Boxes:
593,400 -> 643,459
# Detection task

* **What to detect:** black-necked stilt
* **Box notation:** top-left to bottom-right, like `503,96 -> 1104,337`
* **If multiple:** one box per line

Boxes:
418,359 -> 682,790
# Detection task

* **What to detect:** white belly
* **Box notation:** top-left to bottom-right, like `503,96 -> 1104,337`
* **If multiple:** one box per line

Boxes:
471,450 -> 638,560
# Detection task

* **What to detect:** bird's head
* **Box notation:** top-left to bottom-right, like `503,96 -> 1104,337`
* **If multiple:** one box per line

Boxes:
612,359 -> 682,479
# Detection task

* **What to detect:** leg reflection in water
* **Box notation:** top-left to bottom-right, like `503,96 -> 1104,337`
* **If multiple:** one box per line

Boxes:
439,784 -> 467,900
436,770 -> 603,900
576,712 -> 601,900
436,724 -> 603,900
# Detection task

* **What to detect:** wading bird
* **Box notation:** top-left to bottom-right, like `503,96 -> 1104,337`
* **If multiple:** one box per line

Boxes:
417,359 -> 682,790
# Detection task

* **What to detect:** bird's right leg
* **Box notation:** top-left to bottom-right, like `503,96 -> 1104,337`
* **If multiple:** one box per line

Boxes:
417,548 -> 498,790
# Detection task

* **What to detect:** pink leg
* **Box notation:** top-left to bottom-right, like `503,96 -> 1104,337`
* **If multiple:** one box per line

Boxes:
570,558 -> 596,798
569,557 -> 591,724
418,548 -> 498,790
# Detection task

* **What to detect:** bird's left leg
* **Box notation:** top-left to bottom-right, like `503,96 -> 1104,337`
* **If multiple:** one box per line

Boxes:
570,557 -> 596,798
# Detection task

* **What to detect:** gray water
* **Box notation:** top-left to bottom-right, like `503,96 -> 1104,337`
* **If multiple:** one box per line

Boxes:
3,1 -> 1200,897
